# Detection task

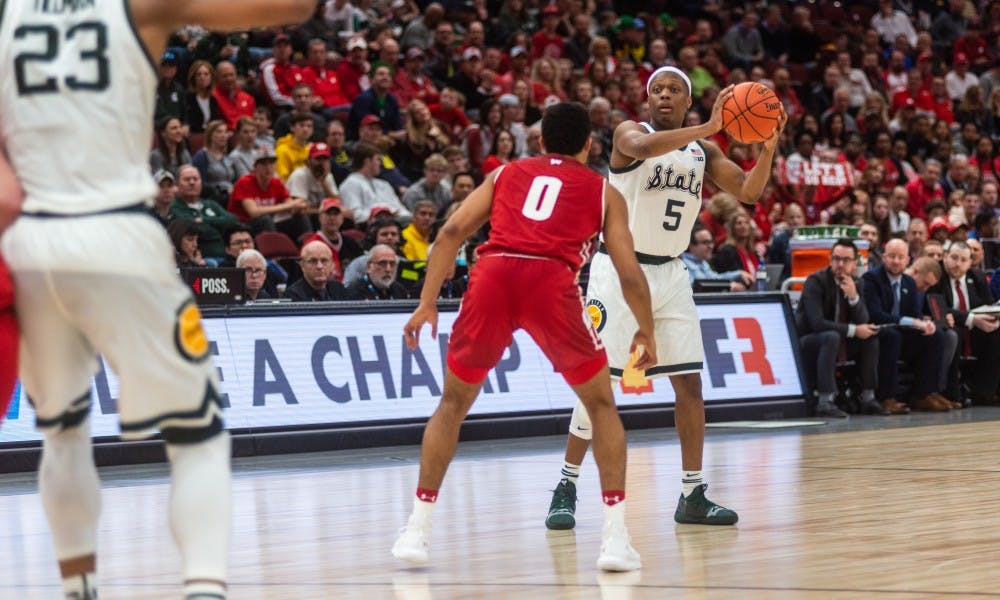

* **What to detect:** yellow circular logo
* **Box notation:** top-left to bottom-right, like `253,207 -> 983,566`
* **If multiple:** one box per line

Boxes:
175,302 -> 209,361
587,299 -> 607,332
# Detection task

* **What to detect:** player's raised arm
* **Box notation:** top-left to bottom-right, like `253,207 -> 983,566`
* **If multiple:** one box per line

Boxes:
601,184 -> 657,370
132,0 -> 315,56
611,84 -> 733,165
403,170 -> 495,349
703,106 -> 788,206
0,149 -> 23,235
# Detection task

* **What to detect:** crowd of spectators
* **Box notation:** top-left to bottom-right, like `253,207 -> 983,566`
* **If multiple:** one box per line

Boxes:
148,0 -> 1000,406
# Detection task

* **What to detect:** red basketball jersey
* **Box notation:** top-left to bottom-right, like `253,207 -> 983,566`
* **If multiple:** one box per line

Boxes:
477,155 -> 605,272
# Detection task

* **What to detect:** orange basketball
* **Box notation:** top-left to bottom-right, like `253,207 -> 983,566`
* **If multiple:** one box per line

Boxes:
721,82 -> 781,144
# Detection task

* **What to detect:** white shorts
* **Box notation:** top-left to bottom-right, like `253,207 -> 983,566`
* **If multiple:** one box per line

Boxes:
586,252 -> 703,379
2,211 -> 224,441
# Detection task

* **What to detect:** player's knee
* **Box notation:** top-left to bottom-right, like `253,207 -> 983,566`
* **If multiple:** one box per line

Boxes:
672,373 -> 704,403
569,399 -> 593,440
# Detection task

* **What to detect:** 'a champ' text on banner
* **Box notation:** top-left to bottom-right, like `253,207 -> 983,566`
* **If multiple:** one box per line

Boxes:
1,299 -> 802,443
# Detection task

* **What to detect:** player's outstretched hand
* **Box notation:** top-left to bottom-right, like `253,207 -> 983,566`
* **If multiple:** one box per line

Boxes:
628,331 -> 657,371
404,303 -> 438,349
762,105 -> 788,152
707,84 -> 735,134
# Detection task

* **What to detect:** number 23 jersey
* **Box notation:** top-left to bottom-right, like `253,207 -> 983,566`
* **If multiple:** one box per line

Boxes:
609,123 -> 707,257
477,155 -> 606,274
0,0 -> 157,214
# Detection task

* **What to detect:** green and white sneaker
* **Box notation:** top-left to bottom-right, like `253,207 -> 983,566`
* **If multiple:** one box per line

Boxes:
674,484 -> 738,525
545,478 -> 578,530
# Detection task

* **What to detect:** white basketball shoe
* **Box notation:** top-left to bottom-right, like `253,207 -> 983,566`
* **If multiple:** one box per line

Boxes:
392,514 -> 431,565
596,521 -> 641,572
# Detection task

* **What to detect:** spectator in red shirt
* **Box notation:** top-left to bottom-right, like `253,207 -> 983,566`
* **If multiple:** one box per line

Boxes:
930,76 -> 956,124
261,34 -> 305,108
891,71 -> 934,117
428,87 -> 469,144
336,36 -> 371,103
228,148 -> 309,237
213,61 -> 256,130
393,47 -> 440,107
905,159 -> 945,219
302,38 -> 350,115
531,4 -> 565,59
953,22 -> 992,73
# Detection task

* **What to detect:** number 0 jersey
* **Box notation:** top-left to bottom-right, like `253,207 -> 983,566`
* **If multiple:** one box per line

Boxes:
608,123 -> 707,258
0,0 -> 157,214
476,155 -> 605,273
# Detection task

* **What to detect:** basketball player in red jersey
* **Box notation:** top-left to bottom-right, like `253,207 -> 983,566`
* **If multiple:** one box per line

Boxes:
0,150 -> 21,418
393,102 -> 657,572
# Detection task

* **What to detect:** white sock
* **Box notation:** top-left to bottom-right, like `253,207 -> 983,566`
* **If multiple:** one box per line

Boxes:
560,462 -> 581,485
603,500 -> 627,529
412,496 -> 436,527
38,421 -> 102,578
62,573 -> 97,599
167,432 -> 231,594
682,471 -> 703,497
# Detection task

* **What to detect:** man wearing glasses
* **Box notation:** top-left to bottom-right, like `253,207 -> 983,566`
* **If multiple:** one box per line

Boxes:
285,241 -> 349,302
681,226 -> 754,291
795,238 -> 881,418
346,244 -> 410,300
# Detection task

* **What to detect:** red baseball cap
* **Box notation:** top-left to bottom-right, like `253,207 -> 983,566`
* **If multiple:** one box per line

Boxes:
360,114 -> 382,127
309,142 -> 331,159
320,197 -> 343,212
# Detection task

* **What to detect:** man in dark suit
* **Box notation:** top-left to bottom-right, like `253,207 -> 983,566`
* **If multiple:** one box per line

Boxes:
862,239 -> 950,412
925,242 -> 1000,404
796,239 -> 882,418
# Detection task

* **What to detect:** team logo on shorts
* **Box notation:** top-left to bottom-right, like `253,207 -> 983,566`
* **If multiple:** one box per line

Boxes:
587,299 -> 607,333
175,301 -> 210,362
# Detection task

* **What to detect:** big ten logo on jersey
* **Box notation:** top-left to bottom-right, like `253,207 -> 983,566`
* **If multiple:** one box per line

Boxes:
701,317 -> 776,388
586,299 -> 607,333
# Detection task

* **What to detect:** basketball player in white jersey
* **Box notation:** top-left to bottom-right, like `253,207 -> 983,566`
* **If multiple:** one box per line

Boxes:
545,67 -> 786,529
0,2 -> 313,599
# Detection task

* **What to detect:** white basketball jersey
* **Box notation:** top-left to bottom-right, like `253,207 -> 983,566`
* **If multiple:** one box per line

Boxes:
0,0 -> 157,214
608,123 -> 707,257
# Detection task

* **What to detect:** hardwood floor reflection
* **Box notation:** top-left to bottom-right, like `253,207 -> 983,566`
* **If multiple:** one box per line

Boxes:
1,417 -> 999,598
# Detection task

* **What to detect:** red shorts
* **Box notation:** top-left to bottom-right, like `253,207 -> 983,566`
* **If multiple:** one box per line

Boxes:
447,255 -> 607,386
0,256 -> 17,421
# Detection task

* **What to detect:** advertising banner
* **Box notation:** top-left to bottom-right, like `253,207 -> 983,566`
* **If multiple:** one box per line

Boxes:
1,297 -> 803,443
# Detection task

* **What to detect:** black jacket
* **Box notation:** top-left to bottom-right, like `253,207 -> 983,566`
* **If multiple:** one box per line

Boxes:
795,267 -> 869,336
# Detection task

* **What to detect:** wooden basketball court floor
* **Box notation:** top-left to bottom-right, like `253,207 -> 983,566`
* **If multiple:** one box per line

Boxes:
1,409 -> 999,599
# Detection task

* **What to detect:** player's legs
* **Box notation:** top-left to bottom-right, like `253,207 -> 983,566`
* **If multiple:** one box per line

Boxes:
569,366 -> 640,572
15,271 -> 103,599
392,368 -> 484,565
71,271 -> 230,599
394,258 -> 512,565
417,370 -> 483,492
663,281 -> 736,526
671,372 -> 704,473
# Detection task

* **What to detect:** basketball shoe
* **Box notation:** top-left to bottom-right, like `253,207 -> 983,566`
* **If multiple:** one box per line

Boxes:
545,478 -> 578,530
673,484 -> 738,525
392,514 -> 431,565
596,520 -> 641,572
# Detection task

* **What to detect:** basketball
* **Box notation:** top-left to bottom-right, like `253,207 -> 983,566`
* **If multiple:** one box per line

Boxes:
721,82 -> 782,144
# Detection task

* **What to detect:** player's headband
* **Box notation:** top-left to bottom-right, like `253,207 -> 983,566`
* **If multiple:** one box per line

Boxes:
647,66 -> 692,97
